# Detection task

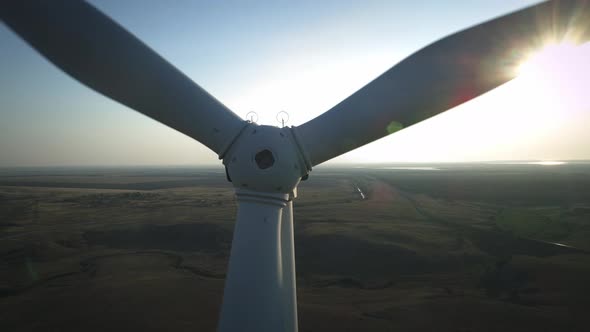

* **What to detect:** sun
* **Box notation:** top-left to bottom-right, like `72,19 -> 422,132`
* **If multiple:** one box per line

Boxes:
516,41 -> 590,110
517,42 -> 576,77
517,41 -> 580,79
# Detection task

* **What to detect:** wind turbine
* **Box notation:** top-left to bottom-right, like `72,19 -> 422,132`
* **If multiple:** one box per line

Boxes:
2,1 -> 589,331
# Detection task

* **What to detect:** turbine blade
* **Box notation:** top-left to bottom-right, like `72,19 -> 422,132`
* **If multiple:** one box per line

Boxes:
296,0 -> 590,166
1,1 -> 245,156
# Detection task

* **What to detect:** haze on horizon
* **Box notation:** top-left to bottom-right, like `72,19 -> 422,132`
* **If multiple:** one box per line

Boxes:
1,0 -> 589,167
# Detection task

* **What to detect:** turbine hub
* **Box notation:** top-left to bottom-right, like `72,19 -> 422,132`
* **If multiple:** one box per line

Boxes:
222,124 -> 310,196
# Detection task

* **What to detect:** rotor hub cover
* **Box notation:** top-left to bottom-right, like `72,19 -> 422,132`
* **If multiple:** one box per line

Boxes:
223,124 -> 308,195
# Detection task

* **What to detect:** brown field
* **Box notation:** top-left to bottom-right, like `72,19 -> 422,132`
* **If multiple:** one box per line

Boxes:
1,164 -> 590,331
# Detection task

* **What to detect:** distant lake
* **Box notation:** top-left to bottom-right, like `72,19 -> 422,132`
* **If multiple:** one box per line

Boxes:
380,167 -> 441,171
352,166 -> 441,171
487,161 -> 568,166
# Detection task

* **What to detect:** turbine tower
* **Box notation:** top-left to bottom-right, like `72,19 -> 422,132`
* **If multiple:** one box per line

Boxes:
2,1 -> 589,331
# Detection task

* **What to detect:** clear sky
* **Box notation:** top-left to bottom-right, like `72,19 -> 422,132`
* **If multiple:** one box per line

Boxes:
1,0 -> 589,167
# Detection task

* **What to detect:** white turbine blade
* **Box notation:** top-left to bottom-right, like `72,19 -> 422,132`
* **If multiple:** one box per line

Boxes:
296,0 -> 590,166
219,190 -> 297,332
1,1 -> 245,156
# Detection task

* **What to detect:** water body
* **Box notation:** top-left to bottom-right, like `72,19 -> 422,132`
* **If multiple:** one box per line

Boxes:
485,160 -> 568,166
355,187 -> 366,200
380,167 -> 441,171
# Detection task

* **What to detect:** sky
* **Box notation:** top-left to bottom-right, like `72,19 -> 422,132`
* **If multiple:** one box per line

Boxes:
1,0 -> 589,167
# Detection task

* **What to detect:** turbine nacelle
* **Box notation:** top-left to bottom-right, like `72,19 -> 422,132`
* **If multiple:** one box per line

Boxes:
222,123 -> 311,197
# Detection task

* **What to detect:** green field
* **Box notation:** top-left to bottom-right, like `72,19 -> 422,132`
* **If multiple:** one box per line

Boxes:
1,163 -> 590,331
